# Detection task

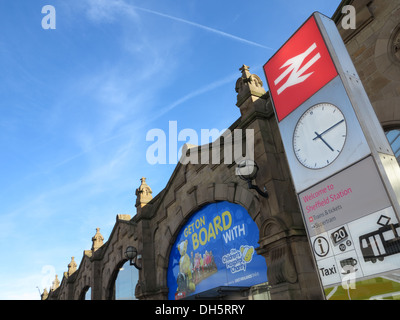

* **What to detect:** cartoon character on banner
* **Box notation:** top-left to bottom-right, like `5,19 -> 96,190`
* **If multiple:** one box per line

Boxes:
176,240 -> 195,299
241,245 -> 255,263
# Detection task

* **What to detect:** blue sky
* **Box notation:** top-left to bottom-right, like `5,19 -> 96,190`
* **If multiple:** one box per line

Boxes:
0,0 -> 341,299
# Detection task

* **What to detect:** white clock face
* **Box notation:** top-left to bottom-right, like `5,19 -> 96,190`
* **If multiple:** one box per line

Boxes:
293,103 -> 347,169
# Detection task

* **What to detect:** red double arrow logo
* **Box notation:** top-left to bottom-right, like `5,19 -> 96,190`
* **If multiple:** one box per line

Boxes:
264,15 -> 338,122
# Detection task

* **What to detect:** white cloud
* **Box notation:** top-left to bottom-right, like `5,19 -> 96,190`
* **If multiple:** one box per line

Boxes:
0,270 -> 48,300
84,0 -> 139,23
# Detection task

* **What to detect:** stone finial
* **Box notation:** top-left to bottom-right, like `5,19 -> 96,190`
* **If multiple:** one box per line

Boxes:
235,64 -> 266,108
91,228 -> 104,252
239,64 -> 252,80
67,256 -> 77,276
41,288 -> 49,300
51,275 -> 60,291
135,177 -> 153,213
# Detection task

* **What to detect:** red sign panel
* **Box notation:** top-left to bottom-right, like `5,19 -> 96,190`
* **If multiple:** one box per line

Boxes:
263,15 -> 338,122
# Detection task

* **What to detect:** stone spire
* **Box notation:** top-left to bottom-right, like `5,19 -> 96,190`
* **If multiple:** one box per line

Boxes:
51,275 -> 60,291
67,256 -> 77,276
235,65 -> 268,116
135,177 -> 153,214
41,288 -> 49,300
91,228 -> 104,252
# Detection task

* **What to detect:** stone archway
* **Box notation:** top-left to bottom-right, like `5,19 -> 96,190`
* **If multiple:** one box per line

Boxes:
104,260 -> 127,300
152,179 -> 322,300
105,259 -> 140,300
78,285 -> 91,300
162,196 -> 267,300
153,181 -> 263,298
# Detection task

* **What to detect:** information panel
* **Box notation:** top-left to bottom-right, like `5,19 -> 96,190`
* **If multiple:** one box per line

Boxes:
167,202 -> 268,300
299,157 -> 400,288
263,12 -> 400,299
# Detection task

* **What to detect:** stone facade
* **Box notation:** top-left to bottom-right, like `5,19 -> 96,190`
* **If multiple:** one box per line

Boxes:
45,64 -> 322,300
44,0 -> 400,300
333,0 -> 400,130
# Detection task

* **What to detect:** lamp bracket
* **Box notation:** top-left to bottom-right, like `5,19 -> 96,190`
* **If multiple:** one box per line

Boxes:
247,180 -> 269,199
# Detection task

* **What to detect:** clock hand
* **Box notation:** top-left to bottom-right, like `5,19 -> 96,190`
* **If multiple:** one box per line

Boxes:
313,119 -> 345,141
314,131 -> 334,152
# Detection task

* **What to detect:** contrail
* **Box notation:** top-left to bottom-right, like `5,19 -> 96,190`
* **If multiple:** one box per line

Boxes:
50,72 -> 237,169
131,5 -> 273,50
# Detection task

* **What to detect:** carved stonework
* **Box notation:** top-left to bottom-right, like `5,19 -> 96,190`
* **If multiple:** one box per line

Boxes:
68,256 -> 77,276
391,25 -> 400,63
258,218 -> 298,286
235,65 -> 264,93
235,65 -> 267,107
41,288 -> 49,300
135,177 -> 153,213
135,281 -> 143,298
51,275 -> 60,291
91,228 -> 104,252
268,245 -> 298,286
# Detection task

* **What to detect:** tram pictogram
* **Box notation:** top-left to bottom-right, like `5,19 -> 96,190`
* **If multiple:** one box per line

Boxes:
359,215 -> 400,263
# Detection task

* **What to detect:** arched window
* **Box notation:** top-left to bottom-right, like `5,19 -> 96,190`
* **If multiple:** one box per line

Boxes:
78,286 -> 91,300
385,129 -> 400,164
114,261 -> 139,300
167,201 -> 269,300
84,287 -> 91,300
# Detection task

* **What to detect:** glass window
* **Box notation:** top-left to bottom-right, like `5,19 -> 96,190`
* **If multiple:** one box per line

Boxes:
383,230 -> 395,241
84,287 -> 91,300
385,129 -> 400,164
361,238 -> 368,249
115,261 -> 139,300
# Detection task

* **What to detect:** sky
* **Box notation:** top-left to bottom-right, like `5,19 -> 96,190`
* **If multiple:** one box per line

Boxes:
0,0 -> 342,299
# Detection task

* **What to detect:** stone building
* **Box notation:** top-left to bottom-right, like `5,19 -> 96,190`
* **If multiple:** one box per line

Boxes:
44,0 -> 400,300
333,0 -> 400,134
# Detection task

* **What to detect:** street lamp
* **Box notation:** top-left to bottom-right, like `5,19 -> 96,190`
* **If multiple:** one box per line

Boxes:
125,246 -> 142,270
236,159 -> 269,198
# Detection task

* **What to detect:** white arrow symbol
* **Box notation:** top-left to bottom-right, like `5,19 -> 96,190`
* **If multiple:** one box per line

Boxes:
274,43 -> 321,95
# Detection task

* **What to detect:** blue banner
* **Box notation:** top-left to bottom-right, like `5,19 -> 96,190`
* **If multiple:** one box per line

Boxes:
167,201 -> 268,300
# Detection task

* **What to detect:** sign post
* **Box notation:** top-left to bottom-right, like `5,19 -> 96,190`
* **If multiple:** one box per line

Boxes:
264,12 -> 400,299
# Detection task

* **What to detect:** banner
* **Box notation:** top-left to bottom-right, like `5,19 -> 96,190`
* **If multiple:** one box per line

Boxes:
167,201 -> 268,300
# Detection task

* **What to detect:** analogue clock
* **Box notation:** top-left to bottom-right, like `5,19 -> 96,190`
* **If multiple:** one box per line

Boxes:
293,103 -> 347,169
